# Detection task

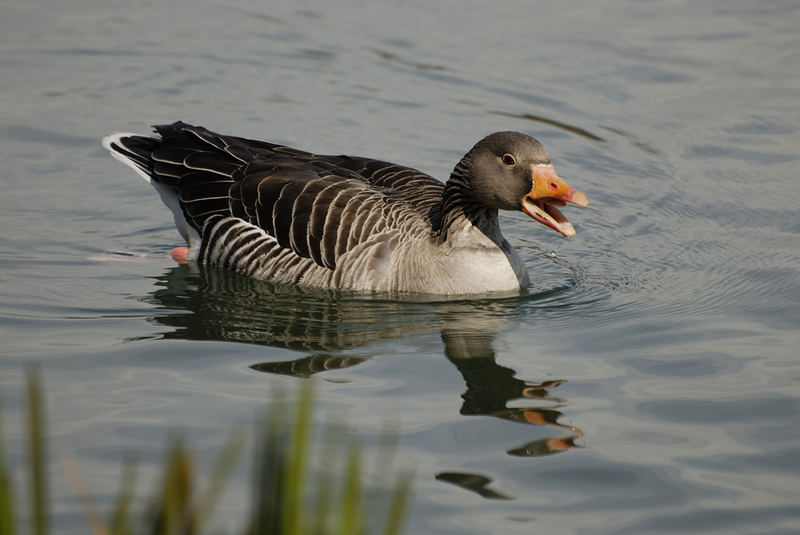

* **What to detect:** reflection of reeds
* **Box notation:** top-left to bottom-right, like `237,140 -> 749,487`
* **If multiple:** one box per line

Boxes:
1,371 -> 411,535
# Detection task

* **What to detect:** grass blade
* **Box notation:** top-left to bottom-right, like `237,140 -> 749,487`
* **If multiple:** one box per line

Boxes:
382,472 -> 412,535
311,470 -> 331,535
283,382 -> 312,535
150,439 -> 194,535
26,370 -> 47,535
0,465 -> 15,535
0,385 -> 17,535
250,401 -> 286,535
108,456 -> 137,535
338,447 -> 362,535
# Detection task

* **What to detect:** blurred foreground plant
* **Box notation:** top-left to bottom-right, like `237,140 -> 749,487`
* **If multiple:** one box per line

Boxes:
0,371 -> 411,535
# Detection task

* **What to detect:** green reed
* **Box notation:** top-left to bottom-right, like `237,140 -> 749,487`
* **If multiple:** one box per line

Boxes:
0,371 -> 411,535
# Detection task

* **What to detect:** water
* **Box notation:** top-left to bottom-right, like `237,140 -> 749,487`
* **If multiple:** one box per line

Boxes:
2,0 -> 799,533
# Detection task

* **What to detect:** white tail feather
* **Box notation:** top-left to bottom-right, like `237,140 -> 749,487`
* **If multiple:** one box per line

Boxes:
102,132 -> 201,254
102,133 -> 153,183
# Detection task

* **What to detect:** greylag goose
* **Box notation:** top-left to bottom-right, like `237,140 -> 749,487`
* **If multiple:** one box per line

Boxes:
103,122 -> 587,294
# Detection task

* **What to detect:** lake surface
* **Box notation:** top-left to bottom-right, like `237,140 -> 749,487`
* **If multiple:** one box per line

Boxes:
1,0 -> 799,533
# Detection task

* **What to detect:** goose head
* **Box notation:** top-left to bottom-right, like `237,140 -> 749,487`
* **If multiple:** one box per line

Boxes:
466,131 -> 588,237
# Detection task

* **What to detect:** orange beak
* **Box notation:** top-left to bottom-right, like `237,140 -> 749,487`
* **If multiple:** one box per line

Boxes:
521,164 -> 588,237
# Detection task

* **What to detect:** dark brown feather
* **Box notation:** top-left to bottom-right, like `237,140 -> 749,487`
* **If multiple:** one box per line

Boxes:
111,122 -> 446,273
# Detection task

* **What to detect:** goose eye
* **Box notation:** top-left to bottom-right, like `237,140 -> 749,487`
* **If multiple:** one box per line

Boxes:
502,153 -> 516,166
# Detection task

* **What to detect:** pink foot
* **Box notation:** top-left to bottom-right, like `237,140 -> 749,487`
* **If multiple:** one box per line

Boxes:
170,246 -> 190,264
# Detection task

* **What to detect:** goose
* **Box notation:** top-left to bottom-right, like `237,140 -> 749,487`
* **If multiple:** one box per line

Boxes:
102,122 -> 587,295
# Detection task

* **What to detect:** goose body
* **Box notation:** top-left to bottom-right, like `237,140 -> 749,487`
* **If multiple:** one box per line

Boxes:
103,122 -> 587,295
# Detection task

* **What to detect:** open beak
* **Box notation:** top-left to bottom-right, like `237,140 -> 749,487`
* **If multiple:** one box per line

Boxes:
521,164 -> 588,237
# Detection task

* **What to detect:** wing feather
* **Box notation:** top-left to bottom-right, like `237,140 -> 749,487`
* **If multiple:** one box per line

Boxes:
307,181 -> 345,267
290,179 -> 328,259
108,122 -> 442,273
272,181 -> 309,250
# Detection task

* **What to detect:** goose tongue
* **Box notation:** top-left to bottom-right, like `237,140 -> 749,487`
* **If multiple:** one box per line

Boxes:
521,164 -> 588,238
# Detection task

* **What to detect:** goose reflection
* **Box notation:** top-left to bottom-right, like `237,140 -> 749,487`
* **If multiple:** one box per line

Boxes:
141,263 -> 583,497
442,329 -> 582,456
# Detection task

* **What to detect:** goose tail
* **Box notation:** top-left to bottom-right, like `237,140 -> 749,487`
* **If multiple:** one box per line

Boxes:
102,132 -> 158,183
102,130 -> 201,251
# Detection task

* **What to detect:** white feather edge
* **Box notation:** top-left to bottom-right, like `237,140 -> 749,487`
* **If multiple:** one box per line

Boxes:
102,132 -> 202,257
101,132 -> 152,183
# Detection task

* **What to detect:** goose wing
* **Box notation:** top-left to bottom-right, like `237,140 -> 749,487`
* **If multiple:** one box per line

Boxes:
114,122 -> 443,270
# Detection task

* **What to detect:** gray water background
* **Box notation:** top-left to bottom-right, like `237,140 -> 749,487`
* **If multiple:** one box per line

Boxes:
1,0 -> 799,533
